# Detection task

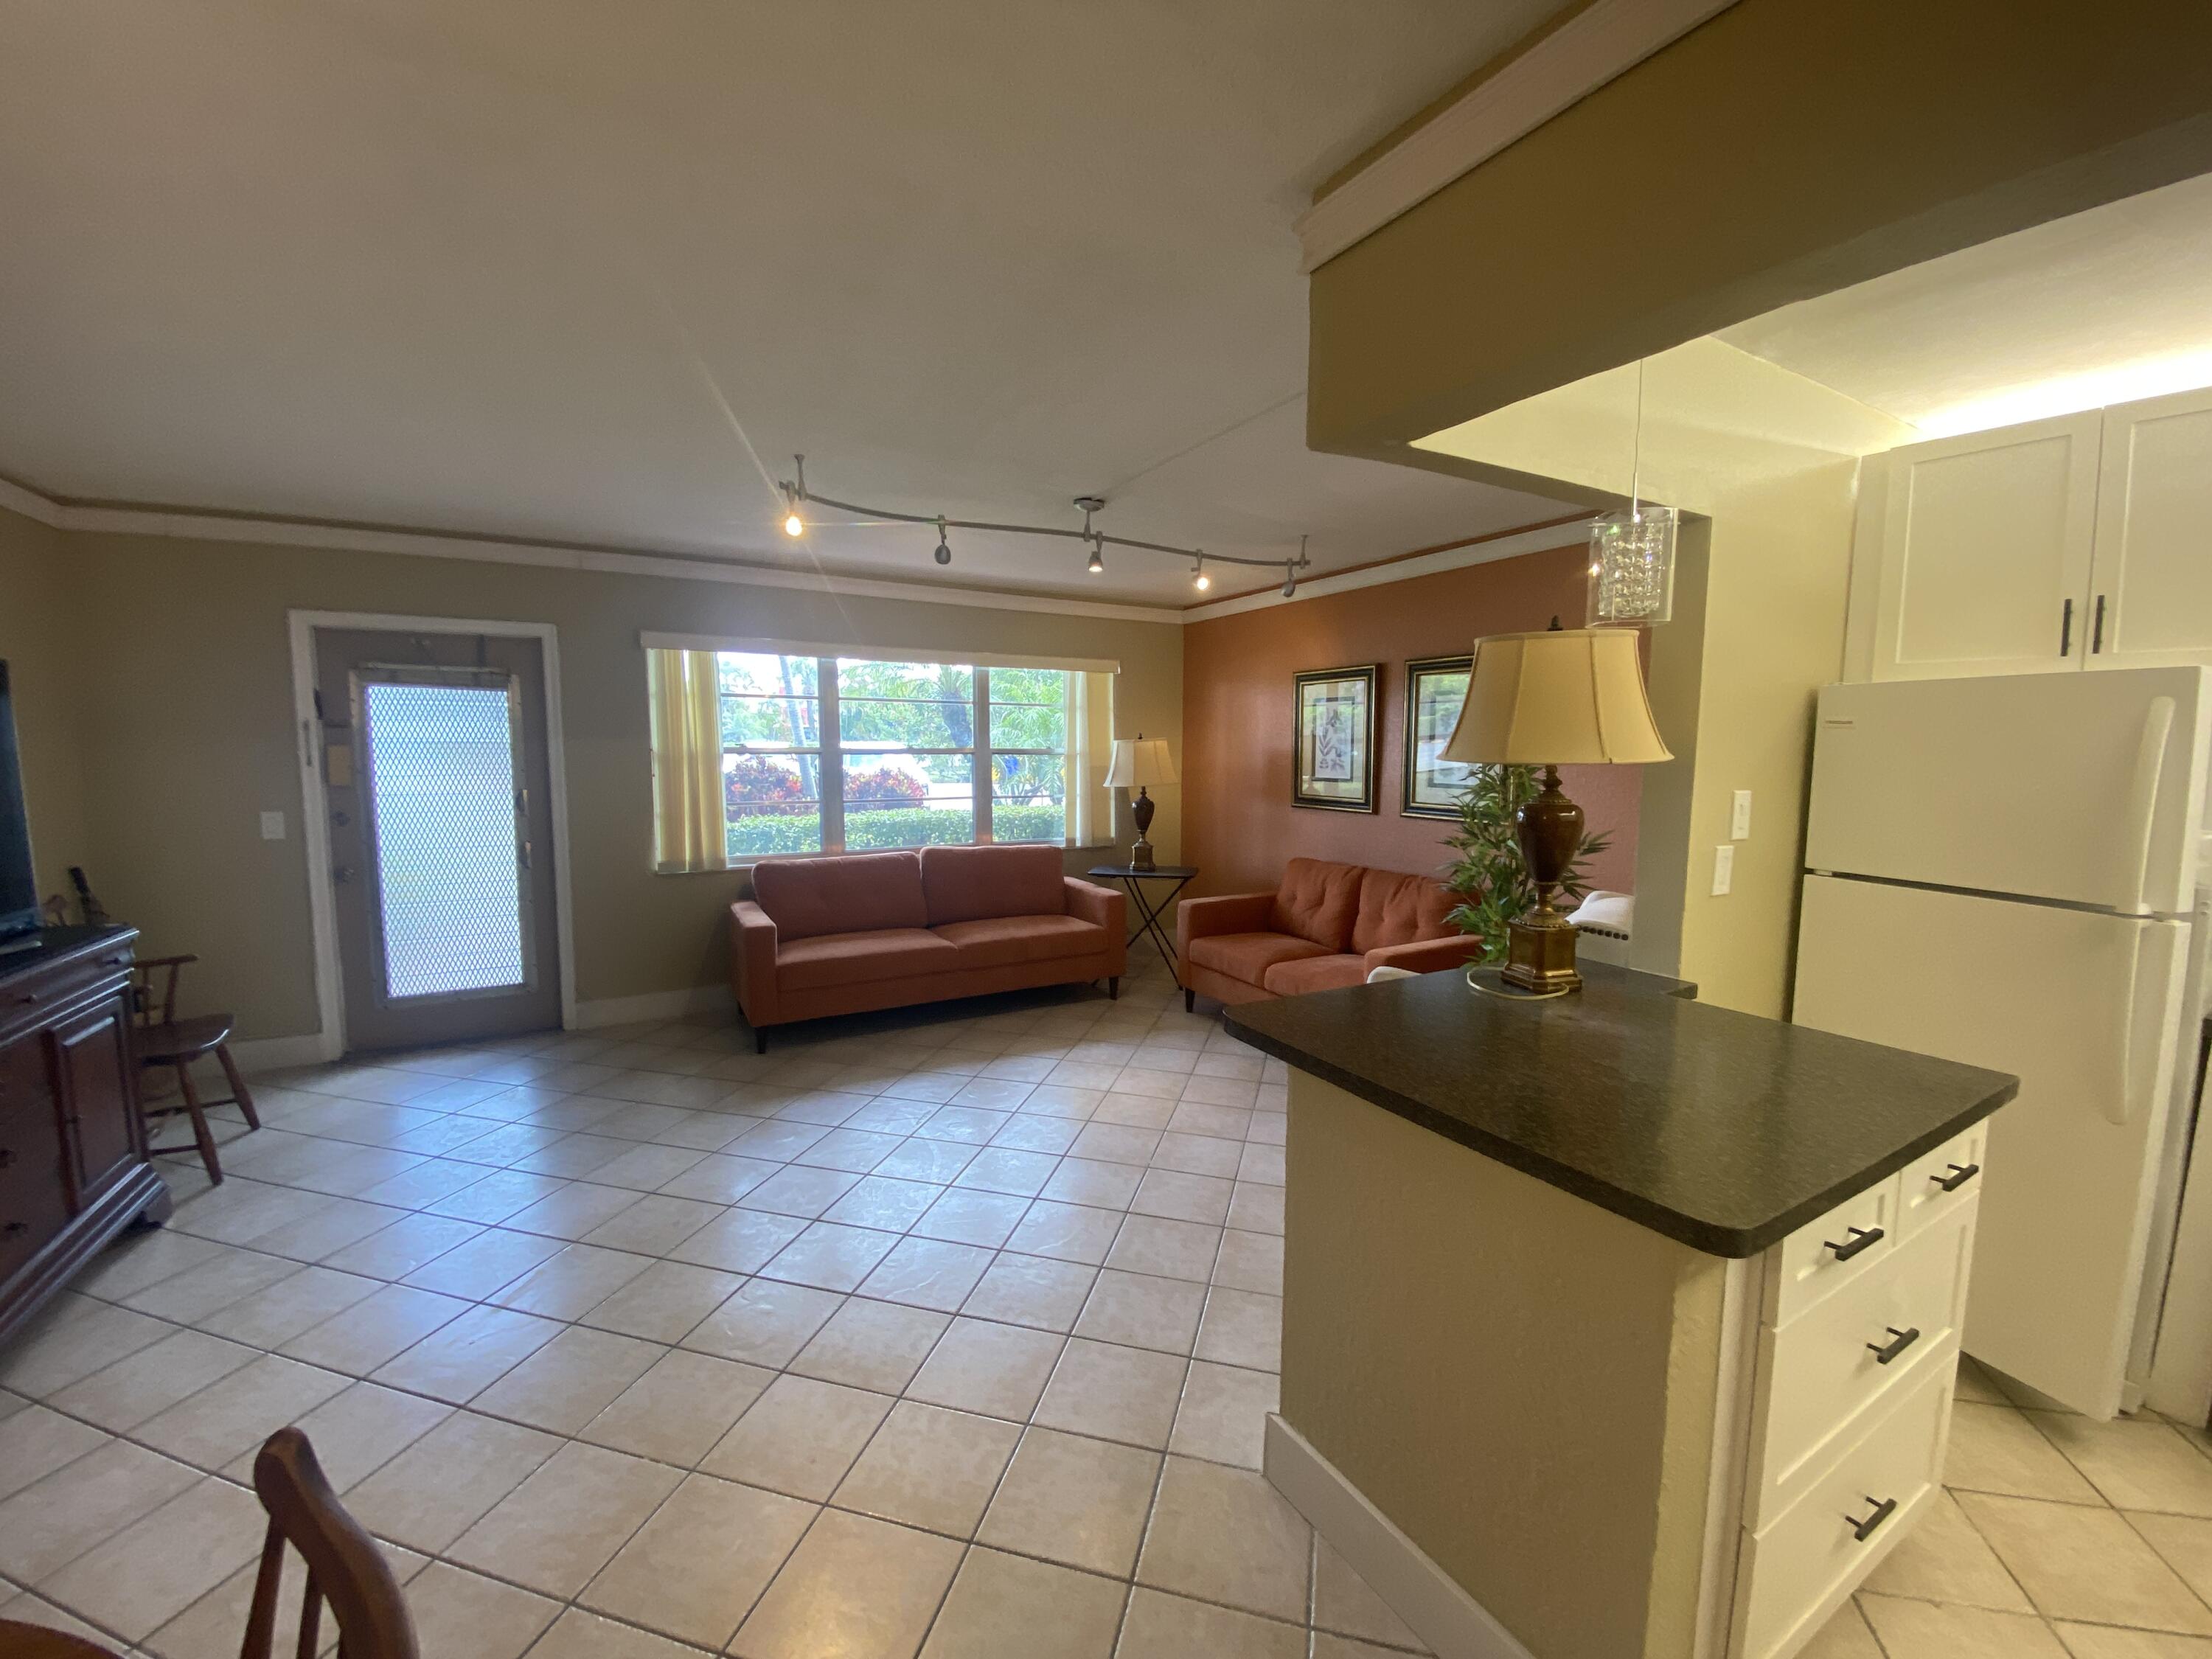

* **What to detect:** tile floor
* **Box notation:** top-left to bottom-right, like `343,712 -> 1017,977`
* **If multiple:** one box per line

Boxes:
3,955 -> 2211,1657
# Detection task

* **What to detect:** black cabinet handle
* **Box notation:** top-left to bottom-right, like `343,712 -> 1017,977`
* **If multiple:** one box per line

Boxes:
1825,1225 -> 1885,1262
1868,1326 -> 1921,1366
1932,1162 -> 1980,1193
2093,594 -> 2108,653
1846,1496 -> 1898,1543
2061,597 -> 2073,656
0,1148 -> 13,1169
0,1220 -> 25,1239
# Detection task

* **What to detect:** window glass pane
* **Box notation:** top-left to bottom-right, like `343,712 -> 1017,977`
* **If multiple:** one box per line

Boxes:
989,700 -> 1066,752
990,752 -> 1066,844
724,751 -> 822,858
721,694 -> 820,750
360,681 -> 526,998
719,653 -> 820,697
844,754 -> 973,849
838,660 -> 973,700
989,666 -> 1067,704
838,660 -> 975,752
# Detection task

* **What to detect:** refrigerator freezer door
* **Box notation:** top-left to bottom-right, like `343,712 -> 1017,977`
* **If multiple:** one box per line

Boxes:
1795,874 -> 2188,1419
1806,667 -> 2210,915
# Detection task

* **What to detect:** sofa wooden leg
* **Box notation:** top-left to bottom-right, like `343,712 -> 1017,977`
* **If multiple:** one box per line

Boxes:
1183,987 -> 1195,1013
755,1029 -> 768,1056
1107,978 -> 1119,1001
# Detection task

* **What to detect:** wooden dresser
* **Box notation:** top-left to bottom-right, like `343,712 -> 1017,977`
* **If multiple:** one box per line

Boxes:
0,926 -> 168,1346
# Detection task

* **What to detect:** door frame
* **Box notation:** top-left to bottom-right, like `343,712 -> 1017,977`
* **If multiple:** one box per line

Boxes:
287,611 -> 579,1060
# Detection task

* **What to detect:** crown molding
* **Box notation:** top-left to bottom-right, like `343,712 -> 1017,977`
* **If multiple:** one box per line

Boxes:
1182,517 -> 1596,622
0,475 -> 64,527
1295,0 -> 1737,272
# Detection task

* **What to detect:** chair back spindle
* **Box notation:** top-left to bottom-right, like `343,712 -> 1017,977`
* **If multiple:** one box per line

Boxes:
239,1429 -> 417,1659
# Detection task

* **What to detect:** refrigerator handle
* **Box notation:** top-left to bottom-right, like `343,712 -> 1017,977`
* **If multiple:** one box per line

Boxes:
2121,696 -> 2177,915
2114,932 -> 2143,1127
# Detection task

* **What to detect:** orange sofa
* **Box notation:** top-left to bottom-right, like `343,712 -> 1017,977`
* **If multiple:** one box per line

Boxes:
1177,857 -> 1481,1009
730,845 -> 1126,1049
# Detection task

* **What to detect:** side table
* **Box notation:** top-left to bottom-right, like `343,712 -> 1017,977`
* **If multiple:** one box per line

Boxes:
1086,864 -> 1198,987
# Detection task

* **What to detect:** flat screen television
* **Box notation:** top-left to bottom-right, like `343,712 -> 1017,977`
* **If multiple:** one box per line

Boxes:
0,662 -> 41,943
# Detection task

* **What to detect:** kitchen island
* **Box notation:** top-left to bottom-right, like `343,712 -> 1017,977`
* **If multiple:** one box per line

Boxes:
1225,962 -> 2017,1659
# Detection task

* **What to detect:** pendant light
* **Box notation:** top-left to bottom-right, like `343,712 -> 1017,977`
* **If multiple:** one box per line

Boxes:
1587,359 -> 1676,626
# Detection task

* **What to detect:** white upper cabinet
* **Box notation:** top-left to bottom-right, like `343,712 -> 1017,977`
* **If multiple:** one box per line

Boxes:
2090,386 -> 2212,670
1867,414 -> 2102,679
1850,391 -> 2212,681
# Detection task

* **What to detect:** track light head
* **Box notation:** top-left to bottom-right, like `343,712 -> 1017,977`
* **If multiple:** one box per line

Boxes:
783,511 -> 804,538
934,519 -> 952,566
1086,540 -> 1105,576
1192,556 -> 1210,592
1281,564 -> 1297,598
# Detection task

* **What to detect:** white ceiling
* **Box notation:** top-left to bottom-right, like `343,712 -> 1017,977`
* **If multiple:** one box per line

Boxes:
1721,169 -> 2212,438
0,1 -> 1576,605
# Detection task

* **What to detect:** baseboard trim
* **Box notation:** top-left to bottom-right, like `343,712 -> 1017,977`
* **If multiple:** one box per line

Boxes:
227,1032 -> 342,1074
571,985 -> 730,1029
1264,1415 -> 1535,1659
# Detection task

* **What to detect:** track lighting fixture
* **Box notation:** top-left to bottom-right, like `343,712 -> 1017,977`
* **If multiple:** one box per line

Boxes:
773,457 -> 1311,590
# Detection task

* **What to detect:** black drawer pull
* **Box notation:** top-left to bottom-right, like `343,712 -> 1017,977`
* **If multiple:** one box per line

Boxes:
0,1220 -> 26,1239
1932,1162 -> 1980,1193
1846,1496 -> 1897,1543
1825,1225 -> 1885,1262
1868,1326 -> 1921,1365
0,1148 -> 13,1169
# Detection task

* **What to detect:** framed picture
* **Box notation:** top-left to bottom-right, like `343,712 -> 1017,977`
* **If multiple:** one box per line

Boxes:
1402,653 -> 1474,818
1293,664 -> 1379,813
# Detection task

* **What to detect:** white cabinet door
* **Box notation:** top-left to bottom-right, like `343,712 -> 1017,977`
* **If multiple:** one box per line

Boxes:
1869,414 -> 2101,679
2089,386 -> 2212,669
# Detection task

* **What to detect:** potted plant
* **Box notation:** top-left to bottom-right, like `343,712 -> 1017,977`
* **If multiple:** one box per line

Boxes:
1441,764 -> 1610,964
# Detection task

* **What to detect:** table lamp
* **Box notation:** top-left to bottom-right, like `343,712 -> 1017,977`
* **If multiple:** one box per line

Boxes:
1441,626 -> 1670,993
1102,736 -> 1178,871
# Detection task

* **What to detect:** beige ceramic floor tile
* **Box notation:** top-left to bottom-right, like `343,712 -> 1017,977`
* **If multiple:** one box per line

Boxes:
1312,1537 -> 1425,1649
470,1326 -> 667,1434
1194,1288 -> 1281,1371
134,1353 -> 351,1471
2037,1415 -> 2212,1516
450,1441 -> 683,1597
576,1259 -> 744,1343
277,1282 -> 471,1375
787,1297 -> 950,1394
1210,1229 -> 1284,1295
0,1403 -> 108,1501
1032,1338 -> 1187,1450
370,1303 -> 563,1403
1136,1454 -> 1311,1623
578,1472 -> 815,1648
1116,1587 -> 1304,1658
729,1509 -> 963,1659
975,1427 -> 1160,1576
1168,1360 -> 1277,1471
2132,1510 -> 2212,1605
40,1474 -> 265,1641
831,1401 -> 1022,1538
1864,1489 -> 2034,1610
49,1329 -> 260,1431
858,1237 -> 996,1312
917,1546 -> 1126,1658
961,1253 -> 1097,1332
579,1349 -> 772,1466
524,1607 -> 715,1659
1071,1270 -> 1205,1355
341,1411 -> 563,1553
403,1562 -> 561,1659
0,1438 -> 201,1583
699,1374 -> 893,1500
1958,1491 -> 2212,1633
680,1279 -> 844,1367
249,1380 -> 451,1492
1947,1403 -> 2106,1503
905,1318 -> 1064,1419
1795,1601 -> 1885,1659
491,1242 -> 655,1321
2053,1624 -> 2212,1656
193,1264 -> 385,1348
1857,1592 -> 2071,1656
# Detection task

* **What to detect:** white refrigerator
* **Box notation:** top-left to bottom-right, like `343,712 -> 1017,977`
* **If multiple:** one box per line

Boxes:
1794,666 -> 2212,1421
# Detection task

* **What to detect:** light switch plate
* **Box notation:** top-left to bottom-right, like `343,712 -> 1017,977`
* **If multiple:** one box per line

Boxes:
1731,790 -> 1753,840
260,810 -> 287,841
1711,844 -> 1734,896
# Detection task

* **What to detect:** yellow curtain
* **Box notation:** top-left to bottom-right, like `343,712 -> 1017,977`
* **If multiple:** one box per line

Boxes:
1066,670 -> 1117,848
648,648 -> 728,872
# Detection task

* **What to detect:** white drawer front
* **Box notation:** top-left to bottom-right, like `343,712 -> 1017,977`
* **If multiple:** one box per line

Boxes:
1767,1173 -> 1904,1327
1747,1207 -> 1972,1526
1733,1365 -> 1951,1659
1896,1120 -> 1990,1240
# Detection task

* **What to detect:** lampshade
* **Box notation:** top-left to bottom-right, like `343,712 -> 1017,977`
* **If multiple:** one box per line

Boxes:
1441,627 -> 1672,766
1102,737 -> 1178,788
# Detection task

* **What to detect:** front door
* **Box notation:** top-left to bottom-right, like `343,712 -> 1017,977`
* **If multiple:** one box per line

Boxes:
315,627 -> 560,1052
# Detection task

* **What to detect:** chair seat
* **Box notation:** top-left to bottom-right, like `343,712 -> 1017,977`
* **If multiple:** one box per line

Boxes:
137,1012 -> 236,1063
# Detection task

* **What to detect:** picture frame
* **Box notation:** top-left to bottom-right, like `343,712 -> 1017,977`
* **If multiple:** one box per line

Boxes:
1293,664 -> 1380,813
1402,653 -> 1474,818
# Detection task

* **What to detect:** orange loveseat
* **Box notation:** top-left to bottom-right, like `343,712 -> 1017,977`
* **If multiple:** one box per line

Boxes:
730,845 -> 1126,1049
1177,856 -> 1481,1009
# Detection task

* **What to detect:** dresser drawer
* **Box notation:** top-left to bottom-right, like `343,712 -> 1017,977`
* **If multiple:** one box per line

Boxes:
1747,1208 -> 1972,1526
1733,1363 -> 1951,1659
1766,1173 -> 1904,1327
0,1096 -> 73,1284
0,1033 -> 50,1121
1896,1121 -> 1989,1241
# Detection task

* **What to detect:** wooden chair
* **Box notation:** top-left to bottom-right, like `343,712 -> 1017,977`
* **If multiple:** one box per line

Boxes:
0,1429 -> 417,1659
132,954 -> 260,1184
242,1427 -> 419,1659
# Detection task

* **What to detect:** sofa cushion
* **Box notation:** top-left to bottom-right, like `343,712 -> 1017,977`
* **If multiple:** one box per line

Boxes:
933,914 -> 1109,969
1187,931 -> 1332,987
1352,868 -> 1459,956
1262,953 -> 1370,997
921,844 -> 1067,925
776,927 -> 959,990
753,851 -> 927,941
1269,858 -> 1364,951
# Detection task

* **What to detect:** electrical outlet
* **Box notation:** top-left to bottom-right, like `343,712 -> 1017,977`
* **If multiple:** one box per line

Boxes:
1711,844 -> 1734,896
260,810 -> 287,841
1731,790 -> 1753,841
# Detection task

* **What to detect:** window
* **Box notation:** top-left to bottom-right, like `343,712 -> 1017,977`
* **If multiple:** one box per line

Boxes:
649,641 -> 1111,868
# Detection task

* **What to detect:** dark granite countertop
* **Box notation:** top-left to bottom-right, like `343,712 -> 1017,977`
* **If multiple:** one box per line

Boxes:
1225,961 -> 2017,1257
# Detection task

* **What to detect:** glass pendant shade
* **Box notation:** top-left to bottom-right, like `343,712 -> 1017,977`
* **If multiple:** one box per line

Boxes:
1587,503 -> 1677,626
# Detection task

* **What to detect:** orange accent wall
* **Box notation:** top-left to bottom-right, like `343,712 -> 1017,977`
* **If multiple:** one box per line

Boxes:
1180,543 -> 1643,900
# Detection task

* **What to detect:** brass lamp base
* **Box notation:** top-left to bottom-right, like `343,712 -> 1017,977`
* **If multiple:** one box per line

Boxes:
1128,785 -> 1157,871
1502,903 -> 1581,994
1502,763 -> 1585,994
1129,838 -> 1156,872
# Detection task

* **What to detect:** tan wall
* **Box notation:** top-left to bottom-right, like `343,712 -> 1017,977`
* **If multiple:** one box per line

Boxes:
1416,341 -> 1913,1016
1281,1073 -> 1724,1659
5,507 -> 1181,1042
0,507 -> 90,910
